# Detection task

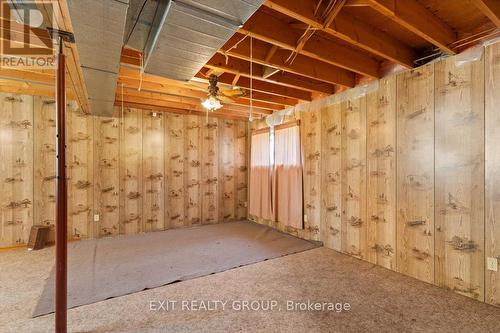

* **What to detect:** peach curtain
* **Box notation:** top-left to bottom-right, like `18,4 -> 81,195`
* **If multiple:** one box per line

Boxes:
249,131 -> 273,220
273,125 -> 303,229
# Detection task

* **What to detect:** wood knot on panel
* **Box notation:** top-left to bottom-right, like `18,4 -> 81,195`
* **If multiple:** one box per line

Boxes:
75,180 -> 91,189
123,214 -> 140,224
146,173 -> 163,181
412,247 -> 431,260
7,120 -> 32,129
4,177 -> 23,183
127,191 -> 141,199
348,216 -> 363,227
371,244 -> 394,257
406,219 -> 426,227
372,145 -> 394,158
371,215 -> 387,223
5,198 -> 31,209
447,236 -> 478,252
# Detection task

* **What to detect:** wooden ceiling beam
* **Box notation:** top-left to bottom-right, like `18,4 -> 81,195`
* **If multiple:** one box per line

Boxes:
366,0 -> 456,54
205,53 -> 336,94
199,70 -> 312,101
264,0 -> 416,68
118,102 -> 251,121
470,0 -> 500,27
118,90 -> 272,116
120,48 -> 312,101
116,93 -> 264,119
240,10 -> 380,78
117,70 -> 286,110
220,34 -> 355,87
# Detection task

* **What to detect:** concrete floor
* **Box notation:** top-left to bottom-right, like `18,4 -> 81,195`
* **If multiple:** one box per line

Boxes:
1,246 -> 500,333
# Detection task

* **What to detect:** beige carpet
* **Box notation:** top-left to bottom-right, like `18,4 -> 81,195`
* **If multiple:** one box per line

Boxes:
32,221 -> 319,317
1,246 -> 500,332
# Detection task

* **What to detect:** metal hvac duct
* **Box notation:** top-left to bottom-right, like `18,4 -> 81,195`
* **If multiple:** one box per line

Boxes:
67,0 -> 129,117
125,0 -> 264,81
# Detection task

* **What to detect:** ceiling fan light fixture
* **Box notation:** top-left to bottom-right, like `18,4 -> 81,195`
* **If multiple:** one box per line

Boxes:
202,95 -> 223,112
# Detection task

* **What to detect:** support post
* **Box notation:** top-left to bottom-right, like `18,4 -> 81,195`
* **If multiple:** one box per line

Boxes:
55,35 -> 68,333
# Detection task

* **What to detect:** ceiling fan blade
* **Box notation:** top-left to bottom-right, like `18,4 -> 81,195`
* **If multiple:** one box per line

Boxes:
220,87 -> 246,97
218,95 -> 235,103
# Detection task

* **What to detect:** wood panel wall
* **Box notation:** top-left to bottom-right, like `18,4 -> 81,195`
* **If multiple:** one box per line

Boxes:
435,55 -> 485,300
255,43 -> 499,307
366,77 -> 396,269
93,116 -> 120,237
341,98 -> 367,259
396,64 -> 435,283
67,104 -> 94,239
0,94 -> 33,247
0,102 -> 248,247
485,41 -> 500,307
320,104 -> 342,251
302,108 -> 322,240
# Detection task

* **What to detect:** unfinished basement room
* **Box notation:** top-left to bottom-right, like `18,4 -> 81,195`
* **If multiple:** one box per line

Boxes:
2,0 -> 500,332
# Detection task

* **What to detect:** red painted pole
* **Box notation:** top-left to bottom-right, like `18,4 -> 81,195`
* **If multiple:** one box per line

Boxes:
55,37 -> 68,333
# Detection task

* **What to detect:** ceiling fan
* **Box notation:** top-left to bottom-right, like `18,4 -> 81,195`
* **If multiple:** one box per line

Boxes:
199,73 -> 246,111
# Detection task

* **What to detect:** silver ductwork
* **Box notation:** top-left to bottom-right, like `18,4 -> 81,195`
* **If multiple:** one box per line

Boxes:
125,0 -> 264,81
67,0 -> 129,116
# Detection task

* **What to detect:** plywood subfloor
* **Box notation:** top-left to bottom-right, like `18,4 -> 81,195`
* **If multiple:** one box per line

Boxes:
2,247 -> 500,332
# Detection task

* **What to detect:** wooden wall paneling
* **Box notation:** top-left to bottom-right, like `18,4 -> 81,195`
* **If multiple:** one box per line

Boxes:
435,55 -> 485,301
366,77 -> 397,270
341,97 -> 367,259
219,119 -> 236,222
0,93 -> 33,247
67,104 -> 93,240
320,104 -> 342,251
184,115 -> 203,227
33,96 -> 56,243
485,42 -> 500,306
396,64 -> 435,283
201,119 -> 219,224
234,121 -> 248,220
164,113 -> 186,228
93,115 -> 120,237
119,107 -> 143,234
142,111 -> 165,232
302,107 -> 322,240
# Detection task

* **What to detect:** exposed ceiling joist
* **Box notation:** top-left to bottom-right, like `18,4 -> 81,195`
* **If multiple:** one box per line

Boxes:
118,66 -> 291,110
119,101 -> 251,121
198,70 -> 312,101
205,53 -> 336,94
366,0 -> 457,54
264,0 -> 416,68
470,0 -> 500,27
240,10 -> 380,78
220,34 -> 355,87
117,88 -> 273,115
